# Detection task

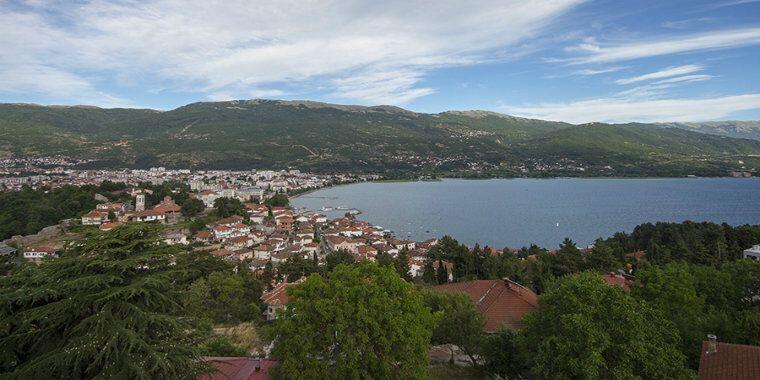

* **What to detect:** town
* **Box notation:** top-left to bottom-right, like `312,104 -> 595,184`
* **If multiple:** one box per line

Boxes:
2,164 -> 758,379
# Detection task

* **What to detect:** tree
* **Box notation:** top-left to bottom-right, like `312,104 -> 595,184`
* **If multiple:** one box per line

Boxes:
520,272 -> 691,379
264,193 -> 289,208
586,241 -> 621,272
186,271 -> 263,324
181,198 -> 206,217
423,290 -> 484,366
436,259 -> 448,284
213,197 -> 246,218
630,263 -> 706,368
270,263 -> 436,379
394,248 -> 412,281
0,224 -> 209,379
324,249 -> 354,271
482,328 -> 524,379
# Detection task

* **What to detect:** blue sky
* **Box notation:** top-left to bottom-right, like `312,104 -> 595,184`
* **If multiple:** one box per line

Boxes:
1,0 -> 760,123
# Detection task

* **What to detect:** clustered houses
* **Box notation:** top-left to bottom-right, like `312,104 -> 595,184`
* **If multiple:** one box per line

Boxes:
80,193 -> 182,229
0,162 -> 376,193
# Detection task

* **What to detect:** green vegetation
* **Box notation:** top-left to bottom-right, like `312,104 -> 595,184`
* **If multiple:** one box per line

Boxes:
520,272 -> 691,379
0,224 -> 209,378
264,193 -> 289,207
212,197 -> 246,218
269,263 -> 436,379
186,270 -> 264,324
1,101 -> 758,176
0,181 -> 127,240
181,198 -> 205,217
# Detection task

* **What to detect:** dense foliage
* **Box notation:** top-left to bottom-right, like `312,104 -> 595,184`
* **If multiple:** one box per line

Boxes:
264,193 -> 289,207
270,263 -> 436,379
519,272 -> 692,379
0,224 -> 209,379
0,182 -> 127,240
213,197 -> 247,218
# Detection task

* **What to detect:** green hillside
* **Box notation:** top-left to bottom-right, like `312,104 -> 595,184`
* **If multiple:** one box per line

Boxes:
1,100 -> 758,177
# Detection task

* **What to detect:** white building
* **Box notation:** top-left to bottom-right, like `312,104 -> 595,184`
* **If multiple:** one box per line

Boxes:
743,245 -> 760,261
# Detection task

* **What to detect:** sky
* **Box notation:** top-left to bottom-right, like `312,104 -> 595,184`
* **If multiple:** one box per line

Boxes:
1,0 -> 760,123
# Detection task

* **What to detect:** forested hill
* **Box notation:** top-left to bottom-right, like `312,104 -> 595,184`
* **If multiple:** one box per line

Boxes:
1,100 -> 759,177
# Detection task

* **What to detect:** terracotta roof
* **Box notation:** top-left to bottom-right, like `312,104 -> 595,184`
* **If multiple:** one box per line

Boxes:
199,357 -> 275,380
601,272 -> 632,291
261,282 -> 298,306
699,341 -> 760,380
433,279 -> 538,332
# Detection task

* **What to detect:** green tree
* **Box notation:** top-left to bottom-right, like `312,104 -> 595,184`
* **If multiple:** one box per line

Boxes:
181,198 -> 206,217
186,271 -> 263,324
520,272 -> 691,379
586,241 -> 621,272
213,197 -> 247,218
394,248 -> 412,281
482,328 -> 524,379
270,264 -> 436,379
631,263 -> 716,369
423,290 -> 484,366
264,193 -> 289,208
325,249 -> 354,271
0,224 -> 209,379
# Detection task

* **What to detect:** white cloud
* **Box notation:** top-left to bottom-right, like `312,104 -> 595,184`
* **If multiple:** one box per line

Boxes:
615,65 -> 703,85
0,0 -> 583,106
653,74 -> 712,84
563,27 -> 760,64
571,67 -> 624,76
504,94 -> 760,123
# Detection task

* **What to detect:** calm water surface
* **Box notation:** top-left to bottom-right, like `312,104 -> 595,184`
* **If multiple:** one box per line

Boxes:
292,178 -> 760,248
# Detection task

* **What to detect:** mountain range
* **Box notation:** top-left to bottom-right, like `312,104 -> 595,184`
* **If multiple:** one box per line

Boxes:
1,99 -> 758,177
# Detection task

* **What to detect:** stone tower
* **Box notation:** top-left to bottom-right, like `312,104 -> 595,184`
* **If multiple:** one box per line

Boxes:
136,193 -> 145,212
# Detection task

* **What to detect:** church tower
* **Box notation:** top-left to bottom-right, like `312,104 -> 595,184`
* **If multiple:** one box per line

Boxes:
136,193 -> 145,212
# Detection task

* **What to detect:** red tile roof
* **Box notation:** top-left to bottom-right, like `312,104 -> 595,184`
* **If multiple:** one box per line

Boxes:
199,357 -> 275,380
699,341 -> 760,380
433,279 -> 538,332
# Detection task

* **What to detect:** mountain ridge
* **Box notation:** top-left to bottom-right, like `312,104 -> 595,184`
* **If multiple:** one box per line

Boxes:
1,100 -> 758,177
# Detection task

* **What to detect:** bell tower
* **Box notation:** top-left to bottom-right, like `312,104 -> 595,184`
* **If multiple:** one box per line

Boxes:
136,193 -> 145,211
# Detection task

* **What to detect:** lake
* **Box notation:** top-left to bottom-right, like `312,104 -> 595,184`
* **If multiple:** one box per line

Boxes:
292,178 -> 760,249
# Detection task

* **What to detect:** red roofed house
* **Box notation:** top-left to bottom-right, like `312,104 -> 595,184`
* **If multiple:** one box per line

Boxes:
82,210 -> 109,226
601,272 -> 635,291
698,336 -> 760,380
199,357 -> 275,380
261,281 -> 301,321
433,278 -> 538,332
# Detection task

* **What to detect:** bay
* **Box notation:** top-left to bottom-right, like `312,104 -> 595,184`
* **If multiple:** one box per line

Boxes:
292,178 -> 760,249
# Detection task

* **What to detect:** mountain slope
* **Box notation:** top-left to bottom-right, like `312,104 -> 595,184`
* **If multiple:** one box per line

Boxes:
656,121 -> 760,141
0,100 -> 758,177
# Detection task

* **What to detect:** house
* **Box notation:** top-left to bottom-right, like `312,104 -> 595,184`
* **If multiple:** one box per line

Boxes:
0,242 -> 17,256
433,278 -> 538,333
211,248 -> 233,259
96,201 -> 125,216
698,336 -> 760,380
199,357 -> 275,380
23,246 -> 58,263
82,210 -> 108,225
153,196 -> 182,224
601,272 -> 635,291
162,231 -> 188,245
254,245 -> 273,260
742,245 -> 760,261
356,245 -> 378,261
195,230 -> 214,243
131,209 -> 166,223
261,281 -> 300,321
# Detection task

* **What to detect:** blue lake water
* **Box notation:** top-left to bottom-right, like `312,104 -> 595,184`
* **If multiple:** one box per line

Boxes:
292,178 -> 760,249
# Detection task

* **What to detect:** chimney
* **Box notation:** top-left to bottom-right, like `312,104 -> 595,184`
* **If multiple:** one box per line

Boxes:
706,334 -> 718,354
253,358 -> 261,372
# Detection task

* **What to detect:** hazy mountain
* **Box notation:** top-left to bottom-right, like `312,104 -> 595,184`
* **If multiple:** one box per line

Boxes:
656,121 -> 760,141
1,100 -> 758,177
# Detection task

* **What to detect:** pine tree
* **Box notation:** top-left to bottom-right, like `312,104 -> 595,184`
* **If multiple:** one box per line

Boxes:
0,224 -> 209,379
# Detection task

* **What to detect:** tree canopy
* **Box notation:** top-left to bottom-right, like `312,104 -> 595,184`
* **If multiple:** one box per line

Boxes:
0,224 -> 210,379
213,197 -> 247,218
270,263 -> 436,379
519,272 -> 691,379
